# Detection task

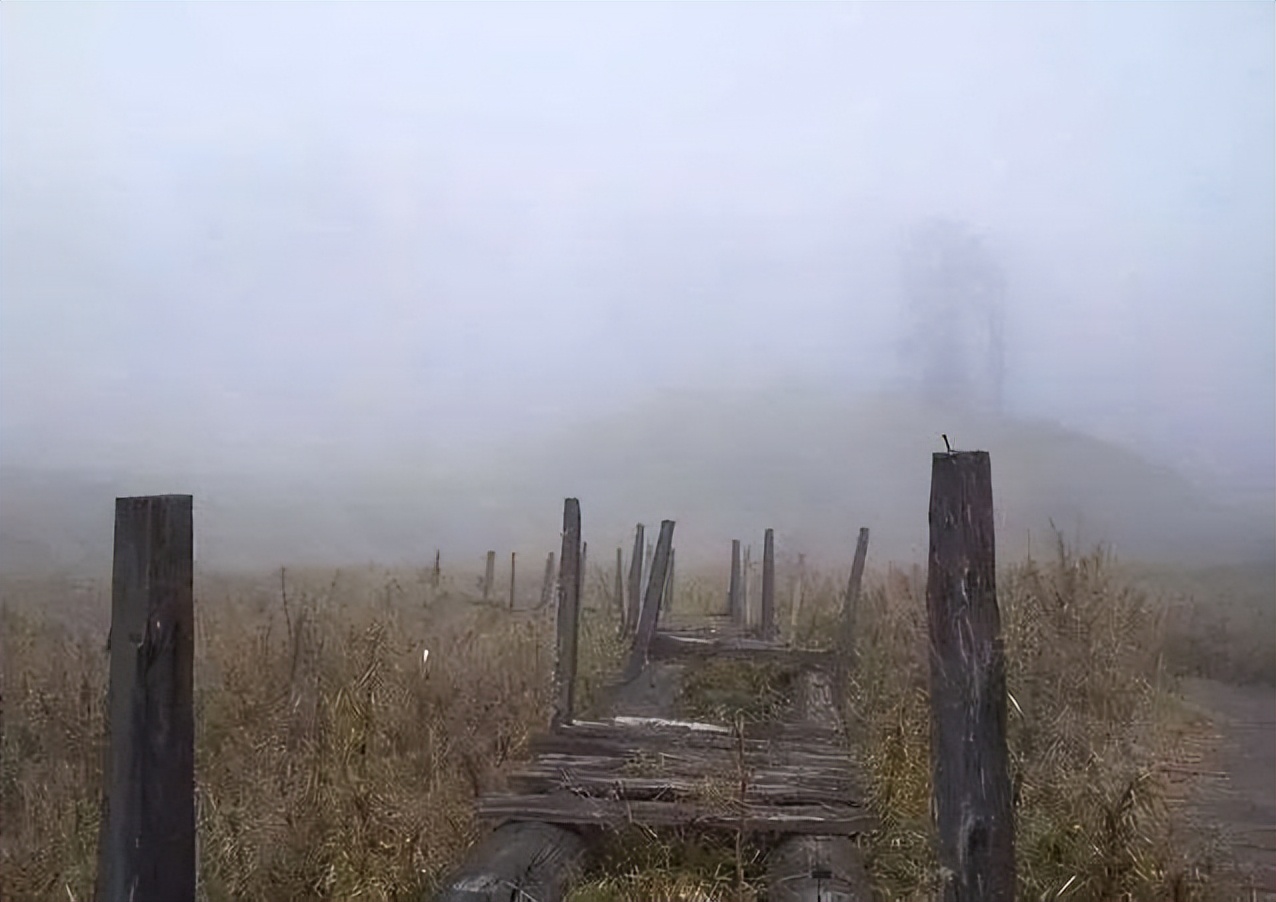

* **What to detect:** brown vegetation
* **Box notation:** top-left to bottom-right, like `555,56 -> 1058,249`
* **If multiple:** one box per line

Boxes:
0,545 -> 1267,901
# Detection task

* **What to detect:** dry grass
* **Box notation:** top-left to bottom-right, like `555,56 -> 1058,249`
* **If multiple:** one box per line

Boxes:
0,542 -> 1262,901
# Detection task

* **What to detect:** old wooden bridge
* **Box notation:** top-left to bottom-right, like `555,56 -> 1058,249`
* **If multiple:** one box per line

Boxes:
434,506 -> 879,902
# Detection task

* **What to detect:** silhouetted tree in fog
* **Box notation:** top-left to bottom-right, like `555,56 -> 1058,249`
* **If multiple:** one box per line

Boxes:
898,218 -> 1006,413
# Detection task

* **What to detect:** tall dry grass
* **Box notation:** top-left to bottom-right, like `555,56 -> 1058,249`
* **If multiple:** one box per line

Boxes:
0,544 -> 1257,901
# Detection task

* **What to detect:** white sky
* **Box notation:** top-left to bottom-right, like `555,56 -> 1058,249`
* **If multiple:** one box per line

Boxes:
2,2 -> 1272,490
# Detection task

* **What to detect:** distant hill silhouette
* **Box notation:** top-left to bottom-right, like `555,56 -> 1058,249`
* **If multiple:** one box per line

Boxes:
2,389 -> 1271,575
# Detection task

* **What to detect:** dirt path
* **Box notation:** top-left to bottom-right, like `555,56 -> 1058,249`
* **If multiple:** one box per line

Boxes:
1183,678 -> 1276,898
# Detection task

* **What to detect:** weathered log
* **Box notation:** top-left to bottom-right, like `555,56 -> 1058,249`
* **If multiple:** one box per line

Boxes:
478,793 -> 874,835
432,821 -> 587,902
765,835 -> 872,902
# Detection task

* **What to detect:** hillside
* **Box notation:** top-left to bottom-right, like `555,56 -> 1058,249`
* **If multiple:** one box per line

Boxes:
1,389 -> 1271,575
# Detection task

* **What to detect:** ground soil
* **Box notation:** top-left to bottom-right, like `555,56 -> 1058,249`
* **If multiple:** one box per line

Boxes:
1183,678 -> 1276,899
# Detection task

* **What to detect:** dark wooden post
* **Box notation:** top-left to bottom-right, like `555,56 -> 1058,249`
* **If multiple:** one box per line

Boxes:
840,528 -> 871,664
761,529 -> 776,641
927,450 -> 1014,902
96,495 -> 195,902
483,551 -> 496,601
789,552 -> 807,636
552,499 -> 583,729
626,524 -> 645,635
728,539 -> 743,623
540,552 -> 556,608
623,519 -> 676,681
614,547 -> 626,633
663,547 -> 676,611
432,549 -> 441,587
509,552 -> 517,610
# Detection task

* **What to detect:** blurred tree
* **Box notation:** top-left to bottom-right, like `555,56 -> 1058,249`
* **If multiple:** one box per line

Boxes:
898,217 -> 1006,413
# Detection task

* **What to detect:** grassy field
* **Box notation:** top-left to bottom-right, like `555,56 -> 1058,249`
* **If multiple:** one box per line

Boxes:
1,544 -> 1270,901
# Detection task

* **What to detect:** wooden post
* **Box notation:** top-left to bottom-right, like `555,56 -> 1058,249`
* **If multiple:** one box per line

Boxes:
626,524 -> 645,635
927,450 -> 1014,902
509,552 -> 517,610
432,549 -> 441,587
483,551 -> 496,601
540,552 -> 556,608
663,547 -> 676,611
840,528 -> 871,664
613,547 -> 626,634
96,495 -> 195,902
742,544 -> 753,627
623,519 -> 676,682
552,499 -> 582,729
789,553 -> 807,636
728,539 -> 743,624
761,529 -> 776,641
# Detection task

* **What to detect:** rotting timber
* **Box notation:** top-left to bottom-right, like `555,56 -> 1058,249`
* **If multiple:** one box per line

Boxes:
431,507 -> 875,902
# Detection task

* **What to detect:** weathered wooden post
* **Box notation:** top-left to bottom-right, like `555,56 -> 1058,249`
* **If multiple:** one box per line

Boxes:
95,495 -> 195,902
927,449 -> 1015,902
483,550 -> 496,601
432,549 -> 442,587
761,528 -> 776,641
626,524 -> 645,635
789,552 -> 807,636
623,519 -> 676,681
841,528 -> 871,665
552,499 -> 583,729
509,552 -> 517,610
663,547 -> 676,611
540,552 -> 556,608
728,539 -> 743,624
742,544 -> 753,627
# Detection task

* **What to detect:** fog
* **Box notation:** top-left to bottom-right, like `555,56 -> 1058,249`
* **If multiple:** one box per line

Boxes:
1,3 -> 1273,571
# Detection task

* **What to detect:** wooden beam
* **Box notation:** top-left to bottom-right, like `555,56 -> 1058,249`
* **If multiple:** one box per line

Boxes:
432,821 -> 587,902
926,450 -> 1015,902
552,499 -> 582,729
761,528 -> 776,641
96,495 -> 195,902
623,519 -> 675,682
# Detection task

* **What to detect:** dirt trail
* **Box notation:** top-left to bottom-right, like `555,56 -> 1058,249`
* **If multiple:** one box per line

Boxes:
1183,678 -> 1276,898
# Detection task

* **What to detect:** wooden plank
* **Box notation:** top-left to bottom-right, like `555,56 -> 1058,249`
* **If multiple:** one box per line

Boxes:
626,525 -> 645,636
505,772 -> 857,806
765,835 -> 872,902
552,499 -> 582,729
478,793 -> 874,835
96,495 -> 195,902
761,528 -> 777,640
648,632 -> 833,668
927,450 -> 1015,902
530,724 -> 854,766
432,821 -> 587,902
622,520 -> 676,682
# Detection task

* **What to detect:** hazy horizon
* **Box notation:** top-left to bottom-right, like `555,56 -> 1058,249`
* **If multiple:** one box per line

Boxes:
3,3 -> 1273,527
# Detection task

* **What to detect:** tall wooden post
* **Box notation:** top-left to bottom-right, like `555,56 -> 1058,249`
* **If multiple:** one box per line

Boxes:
540,552 -> 556,608
927,450 -> 1014,902
509,552 -> 517,610
761,529 -> 776,641
626,524 -> 645,635
728,539 -> 743,624
623,520 -> 676,682
96,495 -> 195,902
483,551 -> 496,601
841,528 -> 871,664
552,499 -> 582,729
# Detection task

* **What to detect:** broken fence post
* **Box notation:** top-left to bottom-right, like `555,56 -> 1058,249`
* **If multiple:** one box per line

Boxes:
623,519 -> 676,682
552,498 -> 583,729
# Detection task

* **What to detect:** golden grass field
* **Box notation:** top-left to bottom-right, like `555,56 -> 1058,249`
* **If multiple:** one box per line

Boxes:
1,541 -> 1271,901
